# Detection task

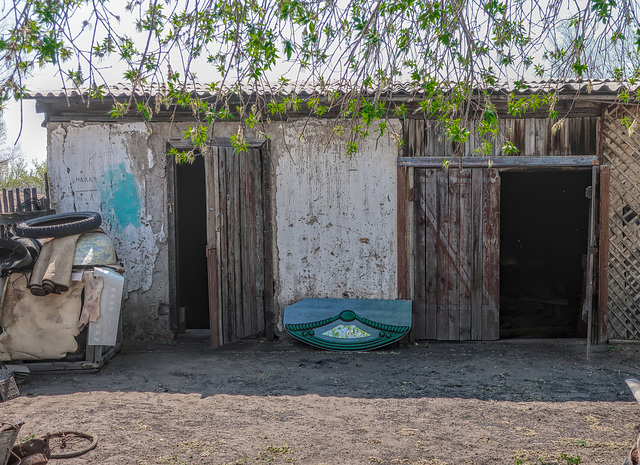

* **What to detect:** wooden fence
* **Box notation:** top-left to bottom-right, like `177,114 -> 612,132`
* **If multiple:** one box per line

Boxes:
0,186 -> 50,213
0,175 -> 54,237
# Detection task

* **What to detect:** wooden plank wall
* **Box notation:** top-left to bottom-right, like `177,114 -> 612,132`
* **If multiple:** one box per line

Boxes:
601,106 -> 640,340
404,116 -> 598,341
0,186 -> 49,213
0,185 -> 52,238
216,146 -> 270,344
404,117 -> 599,157
413,167 -> 500,340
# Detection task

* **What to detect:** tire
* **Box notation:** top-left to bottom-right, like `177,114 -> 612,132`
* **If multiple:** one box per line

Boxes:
45,431 -> 98,458
15,211 -> 102,238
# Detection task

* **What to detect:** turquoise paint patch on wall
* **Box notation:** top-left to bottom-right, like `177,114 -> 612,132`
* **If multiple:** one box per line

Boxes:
98,162 -> 142,232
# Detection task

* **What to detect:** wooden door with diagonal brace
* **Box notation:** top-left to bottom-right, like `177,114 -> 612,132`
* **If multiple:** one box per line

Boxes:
413,167 -> 500,341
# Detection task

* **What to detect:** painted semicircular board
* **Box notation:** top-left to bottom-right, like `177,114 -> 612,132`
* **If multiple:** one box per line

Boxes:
284,298 -> 412,351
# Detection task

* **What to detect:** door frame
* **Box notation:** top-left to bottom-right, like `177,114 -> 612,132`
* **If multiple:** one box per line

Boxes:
167,137 -> 274,348
397,155 -> 602,342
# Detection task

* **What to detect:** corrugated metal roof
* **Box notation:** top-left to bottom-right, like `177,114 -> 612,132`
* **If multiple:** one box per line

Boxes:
28,79 -> 630,100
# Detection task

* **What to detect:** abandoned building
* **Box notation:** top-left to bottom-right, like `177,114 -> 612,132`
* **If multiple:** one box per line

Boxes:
28,80 -> 640,346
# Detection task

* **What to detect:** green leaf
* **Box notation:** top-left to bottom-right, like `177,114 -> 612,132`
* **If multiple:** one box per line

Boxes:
284,41 -> 294,60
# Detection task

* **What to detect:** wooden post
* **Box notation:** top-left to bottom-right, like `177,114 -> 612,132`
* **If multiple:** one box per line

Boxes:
8,190 -> 15,213
586,166 -> 598,357
44,173 -> 51,210
208,248 -> 220,349
397,166 -> 408,300
23,188 -> 31,211
14,189 -> 21,212
471,169 -> 483,340
598,165 -> 611,344
165,151 -> 178,334
204,145 -> 221,349
261,143 -> 275,341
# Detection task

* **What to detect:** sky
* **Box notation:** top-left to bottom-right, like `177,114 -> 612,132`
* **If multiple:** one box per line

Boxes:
4,99 -> 47,165
0,0 -> 629,166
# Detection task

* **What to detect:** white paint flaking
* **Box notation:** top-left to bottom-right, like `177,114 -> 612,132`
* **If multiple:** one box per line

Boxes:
271,119 -> 401,309
48,122 -> 171,338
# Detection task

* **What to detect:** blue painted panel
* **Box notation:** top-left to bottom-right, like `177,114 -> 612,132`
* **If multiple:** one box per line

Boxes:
284,298 -> 412,351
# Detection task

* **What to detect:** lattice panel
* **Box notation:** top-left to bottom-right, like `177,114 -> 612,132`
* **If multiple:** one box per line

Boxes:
603,106 -> 640,340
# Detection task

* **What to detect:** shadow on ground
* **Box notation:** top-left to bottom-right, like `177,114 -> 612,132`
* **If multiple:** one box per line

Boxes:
16,334 -> 640,402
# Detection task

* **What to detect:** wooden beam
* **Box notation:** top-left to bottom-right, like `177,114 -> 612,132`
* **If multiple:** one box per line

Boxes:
168,138 -> 267,151
204,145 -> 221,349
397,166 -> 409,300
261,142 -> 275,341
207,249 -> 220,349
598,165 -> 611,344
165,151 -> 178,334
586,166 -> 598,354
397,156 -> 599,168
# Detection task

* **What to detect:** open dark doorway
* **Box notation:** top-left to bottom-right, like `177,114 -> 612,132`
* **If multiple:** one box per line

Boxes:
500,170 -> 592,338
176,155 -> 210,330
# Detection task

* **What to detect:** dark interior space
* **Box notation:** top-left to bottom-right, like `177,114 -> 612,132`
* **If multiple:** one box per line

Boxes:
500,170 -> 591,338
176,155 -> 210,330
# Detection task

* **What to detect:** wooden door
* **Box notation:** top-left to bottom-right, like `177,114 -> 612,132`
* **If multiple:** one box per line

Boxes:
413,167 -> 500,341
205,143 -> 274,347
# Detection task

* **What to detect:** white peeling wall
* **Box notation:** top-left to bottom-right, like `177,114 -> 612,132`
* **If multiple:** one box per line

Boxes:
47,118 -> 402,339
270,119 -> 401,327
47,121 -> 176,339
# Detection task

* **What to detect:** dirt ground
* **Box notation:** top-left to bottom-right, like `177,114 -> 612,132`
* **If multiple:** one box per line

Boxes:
2,335 -> 640,465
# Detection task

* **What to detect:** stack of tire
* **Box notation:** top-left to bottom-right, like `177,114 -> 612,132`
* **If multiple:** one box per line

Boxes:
15,212 -> 102,239
0,212 -> 103,272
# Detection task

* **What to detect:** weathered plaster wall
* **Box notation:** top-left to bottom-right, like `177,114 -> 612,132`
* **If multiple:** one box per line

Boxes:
48,118 -> 401,339
47,121 -> 180,339
266,120 -> 401,330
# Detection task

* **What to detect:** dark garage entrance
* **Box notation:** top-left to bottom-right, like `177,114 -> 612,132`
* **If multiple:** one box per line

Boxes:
176,155 -> 210,330
500,170 -> 592,338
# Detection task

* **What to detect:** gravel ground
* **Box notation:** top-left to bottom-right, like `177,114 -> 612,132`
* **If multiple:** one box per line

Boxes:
2,335 -> 640,464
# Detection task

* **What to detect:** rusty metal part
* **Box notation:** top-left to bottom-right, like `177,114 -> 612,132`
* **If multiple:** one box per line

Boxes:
44,432 -> 97,459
